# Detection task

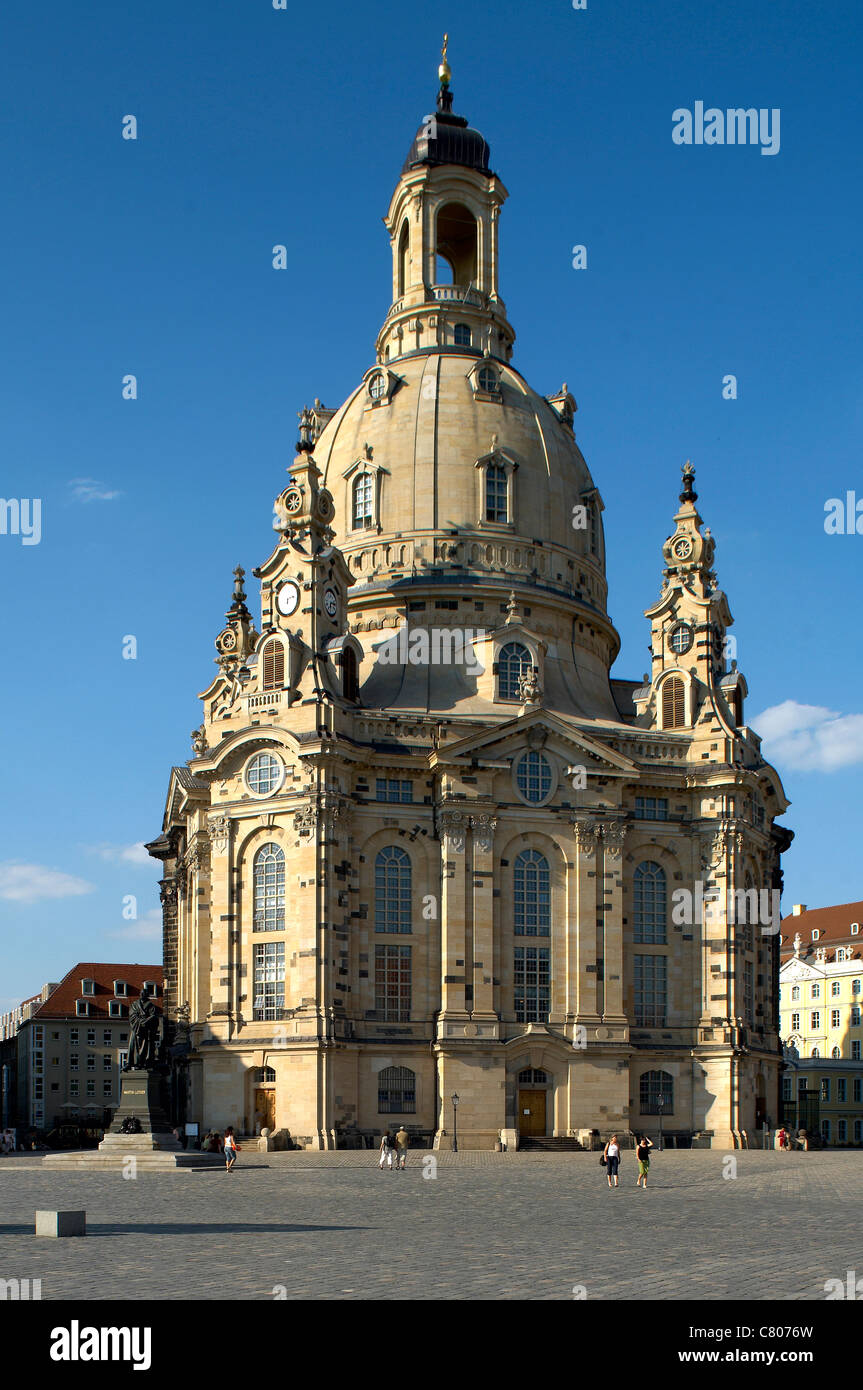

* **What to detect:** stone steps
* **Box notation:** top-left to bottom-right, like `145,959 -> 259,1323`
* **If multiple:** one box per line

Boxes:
517,1136 -> 585,1152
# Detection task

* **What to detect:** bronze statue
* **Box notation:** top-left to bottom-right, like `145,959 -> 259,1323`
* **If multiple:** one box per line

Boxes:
126,988 -> 161,1070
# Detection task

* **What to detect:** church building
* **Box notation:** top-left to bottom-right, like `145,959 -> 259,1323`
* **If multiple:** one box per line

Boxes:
148,46 -> 793,1149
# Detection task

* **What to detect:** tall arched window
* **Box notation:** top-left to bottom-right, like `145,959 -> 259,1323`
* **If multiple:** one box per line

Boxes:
341,646 -> 359,702
378,1065 -> 416,1113
514,850 -> 550,936
498,641 -> 531,700
454,323 -> 472,347
633,862 -> 667,944
662,676 -> 685,729
375,846 -> 412,934
397,219 -> 409,296
253,843 -> 285,932
485,464 -> 508,522
262,639 -> 285,690
588,500 -> 600,557
640,1070 -> 674,1114
352,472 -> 374,529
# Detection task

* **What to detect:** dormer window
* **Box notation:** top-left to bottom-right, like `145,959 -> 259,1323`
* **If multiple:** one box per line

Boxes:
81,979 -> 95,996
262,638 -> 285,690
352,472 -> 374,529
485,465 -> 508,522
109,1000 -> 126,1018
475,450 -> 517,529
368,372 -> 387,402
478,365 -> 498,393
812,929 -> 820,941
76,1000 -> 91,1017
852,923 -> 860,935
142,981 -> 159,996
113,980 -> 127,997
497,642 -> 533,701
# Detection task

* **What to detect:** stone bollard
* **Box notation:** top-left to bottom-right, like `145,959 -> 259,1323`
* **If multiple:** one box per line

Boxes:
35,1210 -> 86,1238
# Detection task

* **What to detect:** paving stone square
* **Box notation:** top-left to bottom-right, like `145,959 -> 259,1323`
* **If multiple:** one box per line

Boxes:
1,1149 -> 860,1301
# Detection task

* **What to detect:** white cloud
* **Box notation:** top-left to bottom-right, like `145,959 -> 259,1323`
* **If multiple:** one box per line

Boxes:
0,862 -> 95,903
86,842 -> 152,866
69,477 -> 122,503
105,909 -> 162,941
751,700 -> 863,772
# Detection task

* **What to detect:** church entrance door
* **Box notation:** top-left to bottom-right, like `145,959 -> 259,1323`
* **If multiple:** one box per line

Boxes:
255,1088 -> 275,1131
518,1089 -> 546,1138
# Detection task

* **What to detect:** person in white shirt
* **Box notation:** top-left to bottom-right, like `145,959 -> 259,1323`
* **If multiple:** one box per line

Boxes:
603,1135 -> 621,1188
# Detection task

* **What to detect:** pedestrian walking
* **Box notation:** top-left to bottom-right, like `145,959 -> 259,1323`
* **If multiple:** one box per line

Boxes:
635,1133 -> 653,1187
395,1126 -> 409,1169
379,1131 -> 394,1171
603,1134 -> 621,1188
223,1126 -> 240,1172
777,1126 -> 788,1152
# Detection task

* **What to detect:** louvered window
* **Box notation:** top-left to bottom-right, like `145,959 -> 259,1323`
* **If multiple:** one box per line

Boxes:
661,676 -> 685,728
262,639 -> 285,690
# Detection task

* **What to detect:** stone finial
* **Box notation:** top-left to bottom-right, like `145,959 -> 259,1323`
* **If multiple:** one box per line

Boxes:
505,590 -> 518,623
793,931 -> 801,957
680,459 -> 698,504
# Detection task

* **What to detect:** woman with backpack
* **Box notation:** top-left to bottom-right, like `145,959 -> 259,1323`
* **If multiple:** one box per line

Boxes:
635,1133 -> 654,1187
602,1134 -> 621,1188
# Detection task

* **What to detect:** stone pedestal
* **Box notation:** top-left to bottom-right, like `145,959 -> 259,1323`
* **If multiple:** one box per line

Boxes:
42,1069 -> 223,1171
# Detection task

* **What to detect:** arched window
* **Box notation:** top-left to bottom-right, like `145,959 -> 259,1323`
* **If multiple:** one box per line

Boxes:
811,1047 -> 820,1058
514,850 -> 550,936
498,642 -> 531,700
262,639 -> 285,691
633,862 -> 667,944
588,500 -> 600,556
640,1070 -> 674,1114
518,1068 -> 548,1084
352,472 -> 374,529
662,676 -> 685,729
485,463 -> 508,522
397,219 -> 409,297
375,846 -> 412,934
832,1046 -> 841,1059
254,1066 -> 276,1083
435,202 -> 477,285
454,323 -> 472,347
378,1065 -> 416,1114
341,646 -> 359,702
478,365 -> 498,393
253,843 -> 285,932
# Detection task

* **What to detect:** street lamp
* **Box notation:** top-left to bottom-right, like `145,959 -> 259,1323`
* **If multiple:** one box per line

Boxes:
657,1093 -> 665,1152
451,1092 -> 459,1154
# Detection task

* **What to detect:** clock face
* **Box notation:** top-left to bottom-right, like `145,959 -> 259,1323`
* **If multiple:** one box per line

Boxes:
323,588 -> 338,618
672,536 -> 692,560
284,488 -> 303,514
276,581 -> 300,617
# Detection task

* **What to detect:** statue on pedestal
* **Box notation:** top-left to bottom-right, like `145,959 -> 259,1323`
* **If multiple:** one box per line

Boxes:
126,988 -> 162,1071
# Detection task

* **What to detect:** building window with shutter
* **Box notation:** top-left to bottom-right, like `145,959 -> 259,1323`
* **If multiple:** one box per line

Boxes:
262,639 -> 285,690
661,676 -> 685,729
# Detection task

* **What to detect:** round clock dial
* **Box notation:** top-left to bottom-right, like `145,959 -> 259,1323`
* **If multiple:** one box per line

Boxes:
276,581 -> 301,617
672,536 -> 692,560
324,588 -> 338,618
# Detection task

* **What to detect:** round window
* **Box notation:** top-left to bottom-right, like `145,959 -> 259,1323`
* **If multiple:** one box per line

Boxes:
368,372 -> 387,402
668,622 -> 693,655
515,751 -> 553,804
246,752 -> 284,796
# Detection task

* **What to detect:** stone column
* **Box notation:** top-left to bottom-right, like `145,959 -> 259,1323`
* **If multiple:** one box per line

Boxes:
206,813 -> 233,1030
568,817 -> 600,1024
470,813 -> 497,1019
438,808 -> 469,1022
599,820 -> 628,1023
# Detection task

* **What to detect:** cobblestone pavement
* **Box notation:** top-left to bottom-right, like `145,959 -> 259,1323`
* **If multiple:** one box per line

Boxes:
0,1149 -> 859,1300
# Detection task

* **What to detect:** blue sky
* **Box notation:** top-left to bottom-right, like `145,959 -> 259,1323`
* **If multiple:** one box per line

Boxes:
1,0 -> 862,1005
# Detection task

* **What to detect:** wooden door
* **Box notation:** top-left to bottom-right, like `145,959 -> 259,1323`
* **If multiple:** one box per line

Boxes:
518,1089 -> 546,1137
255,1089 -> 275,1130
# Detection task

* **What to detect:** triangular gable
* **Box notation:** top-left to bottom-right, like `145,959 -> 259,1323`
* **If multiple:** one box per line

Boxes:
430,708 -> 639,777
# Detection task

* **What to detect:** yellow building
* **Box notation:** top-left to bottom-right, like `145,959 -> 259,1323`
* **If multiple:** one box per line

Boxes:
148,51 -> 792,1150
780,902 -> 863,1145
